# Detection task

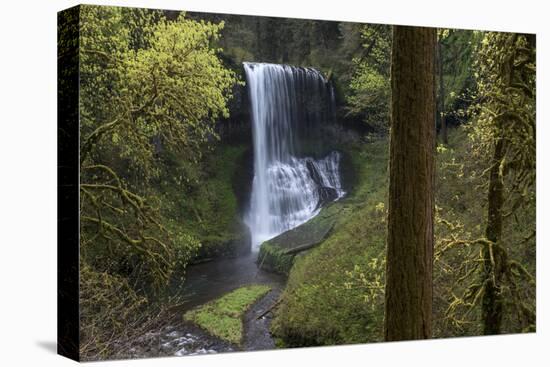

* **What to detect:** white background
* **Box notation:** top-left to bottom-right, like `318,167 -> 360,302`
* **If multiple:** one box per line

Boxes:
0,0 -> 547,365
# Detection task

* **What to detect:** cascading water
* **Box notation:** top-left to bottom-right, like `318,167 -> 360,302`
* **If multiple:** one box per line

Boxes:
243,62 -> 345,250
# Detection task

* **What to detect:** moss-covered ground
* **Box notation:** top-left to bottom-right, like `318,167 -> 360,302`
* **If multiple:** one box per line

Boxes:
183,285 -> 271,345
271,137 -> 389,346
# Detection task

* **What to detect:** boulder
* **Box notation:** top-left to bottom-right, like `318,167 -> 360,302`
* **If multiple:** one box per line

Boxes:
257,204 -> 341,275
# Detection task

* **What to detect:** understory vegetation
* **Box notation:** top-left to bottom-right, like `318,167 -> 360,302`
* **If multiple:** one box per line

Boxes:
157,144 -> 250,263
433,129 -> 535,337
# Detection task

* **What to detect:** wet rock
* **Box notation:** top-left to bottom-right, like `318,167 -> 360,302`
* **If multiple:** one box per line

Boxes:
257,204 -> 341,275
317,186 -> 339,208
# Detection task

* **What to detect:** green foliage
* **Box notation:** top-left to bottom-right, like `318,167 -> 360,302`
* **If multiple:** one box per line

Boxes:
76,5 -> 239,358
471,32 -> 536,196
184,285 -> 271,345
433,127 -> 488,336
438,29 -> 481,123
432,31 -> 535,336
347,59 -> 390,129
80,7 -> 239,176
79,263 -> 148,360
346,25 -> 391,130
158,144 -> 249,260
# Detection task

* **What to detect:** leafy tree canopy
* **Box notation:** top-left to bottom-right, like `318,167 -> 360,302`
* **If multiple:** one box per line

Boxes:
73,6 -> 239,357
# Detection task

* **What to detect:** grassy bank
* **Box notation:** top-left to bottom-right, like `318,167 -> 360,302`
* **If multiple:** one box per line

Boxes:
184,285 -> 272,345
271,137 -> 389,346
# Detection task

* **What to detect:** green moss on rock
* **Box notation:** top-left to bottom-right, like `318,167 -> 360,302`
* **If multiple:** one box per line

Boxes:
257,242 -> 295,276
257,203 -> 341,276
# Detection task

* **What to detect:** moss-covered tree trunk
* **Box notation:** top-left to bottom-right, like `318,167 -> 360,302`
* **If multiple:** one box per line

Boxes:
384,25 -> 436,341
482,136 -> 505,335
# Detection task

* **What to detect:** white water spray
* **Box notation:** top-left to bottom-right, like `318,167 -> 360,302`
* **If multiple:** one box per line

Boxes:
243,62 -> 345,250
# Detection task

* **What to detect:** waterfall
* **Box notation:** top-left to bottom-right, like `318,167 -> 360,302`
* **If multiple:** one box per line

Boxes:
243,62 -> 345,250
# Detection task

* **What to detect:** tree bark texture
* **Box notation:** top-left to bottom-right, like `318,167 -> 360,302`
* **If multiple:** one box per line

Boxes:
384,25 -> 436,342
482,137 -> 505,335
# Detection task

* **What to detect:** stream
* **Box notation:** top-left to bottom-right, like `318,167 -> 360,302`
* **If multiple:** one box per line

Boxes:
122,252 -> 285,358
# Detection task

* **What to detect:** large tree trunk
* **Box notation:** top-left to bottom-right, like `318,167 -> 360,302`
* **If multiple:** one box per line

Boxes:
482,137 -> 505,334
438,38 -> 448,144
384,25 -> 436,341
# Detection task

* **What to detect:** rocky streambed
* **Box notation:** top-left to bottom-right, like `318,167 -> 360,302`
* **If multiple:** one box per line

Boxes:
117,252 -> 284,359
